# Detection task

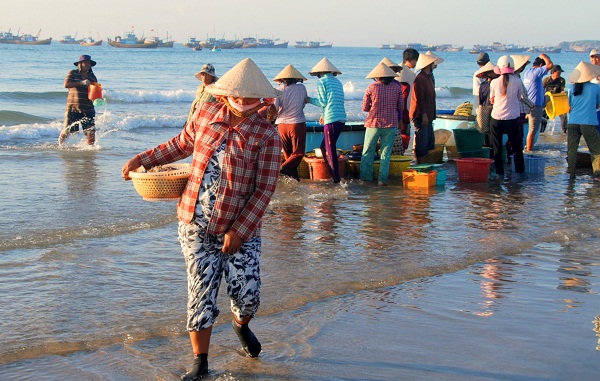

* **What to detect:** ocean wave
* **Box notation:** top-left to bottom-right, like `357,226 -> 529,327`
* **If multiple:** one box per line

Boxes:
436,86 -> 473,98
0,110 -> 52,126
105,89 -> 194,104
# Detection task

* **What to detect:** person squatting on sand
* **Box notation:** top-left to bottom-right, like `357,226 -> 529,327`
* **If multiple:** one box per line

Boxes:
59,55 -> 98,145
360,62 -> 404,185
273,64 -> 308,180
121,58 -> 282,380
307,57 -> 347,183
565,61 -> 600,181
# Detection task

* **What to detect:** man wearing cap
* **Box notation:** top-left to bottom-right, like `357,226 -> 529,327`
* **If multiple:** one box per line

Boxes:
523,53 -> 553,151
186,63 -> 217,124
589,49 -> 600,132
473,52 -> 490,112
122,58 -> 282,379
59,55 -> 98,145
542,65 -> 567,133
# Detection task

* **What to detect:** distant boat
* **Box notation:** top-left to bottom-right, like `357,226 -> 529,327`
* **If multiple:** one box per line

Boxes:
294,41 -> 332,49
184,37 -> 201,49
59,34 -> 83,44
0,30 -> 20,44
193,46 -> 202,51
380,44 -> 391,49
16,33 -> 52,45
273,40 -> 288,48
80,36 -> 103,46
146,32 -> 174,48
258,38 -> 287,48
491,42 -> 527,53
108,31 -> 157,48
527,46 -> 561,54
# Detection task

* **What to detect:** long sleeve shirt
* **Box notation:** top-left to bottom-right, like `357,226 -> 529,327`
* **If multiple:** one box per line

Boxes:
136,102 -> 282,241
409,71 -> 436,121
274,82 -> 307,124
308,73 -> 346,124
362,81 -> 403,128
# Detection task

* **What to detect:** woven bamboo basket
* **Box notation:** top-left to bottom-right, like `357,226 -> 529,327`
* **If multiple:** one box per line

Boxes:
129,163 -> 191,201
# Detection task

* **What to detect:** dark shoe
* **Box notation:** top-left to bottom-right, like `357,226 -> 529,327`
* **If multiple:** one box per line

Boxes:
232,319 -> 262,358
182,354 -> 208,381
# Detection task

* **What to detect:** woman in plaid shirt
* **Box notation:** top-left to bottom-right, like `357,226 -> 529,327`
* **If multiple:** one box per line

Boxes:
360,63 -> 403,185
122,58 -> 282,380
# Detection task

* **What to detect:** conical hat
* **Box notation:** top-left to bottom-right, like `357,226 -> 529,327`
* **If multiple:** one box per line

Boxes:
397,67 -> 416,83
415,53 -> 438,71
309,57 -> 342,75
425,51 -> 444,65
380,57 -> 401,70
273,64 -> 307,81
206,58 -> 282,98
366,62 -> 399,79
510,55 -> 531,71
474,61 -> 495,76
568,61 -> 600,84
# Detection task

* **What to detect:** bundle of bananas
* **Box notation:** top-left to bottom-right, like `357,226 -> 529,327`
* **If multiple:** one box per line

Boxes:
453,101 -> 473,116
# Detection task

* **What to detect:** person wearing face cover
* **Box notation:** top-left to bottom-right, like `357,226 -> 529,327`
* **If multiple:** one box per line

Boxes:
59,54 -> 98,145
121,58 -> 282,380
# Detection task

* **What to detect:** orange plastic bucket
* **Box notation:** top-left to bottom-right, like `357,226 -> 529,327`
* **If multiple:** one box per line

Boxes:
88,83 -> 103,101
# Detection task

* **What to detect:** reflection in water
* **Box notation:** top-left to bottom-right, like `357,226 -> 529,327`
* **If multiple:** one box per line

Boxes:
594,315 -> 600,351
471,257 -> 517,317
59,149 -> 99,197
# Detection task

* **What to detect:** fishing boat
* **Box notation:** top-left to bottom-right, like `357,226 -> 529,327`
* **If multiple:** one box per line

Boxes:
16,33 -> 52,45
145,36 -> 174,48
527,46 -> 561,54
273,40 -> 288,48
380,44 -> 391,49
108,31 -> 157,48
491,42 -> 527,53
294,40 -> 332,48
59,34 -> 83,44
242,37 -> 258,48
80,36 -> 103,46
184,37 -> 201,49
0,30 -> 20,44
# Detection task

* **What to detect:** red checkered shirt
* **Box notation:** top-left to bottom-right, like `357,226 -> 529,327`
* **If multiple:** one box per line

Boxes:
362,81 -> 404,128
136,102 -> 282,241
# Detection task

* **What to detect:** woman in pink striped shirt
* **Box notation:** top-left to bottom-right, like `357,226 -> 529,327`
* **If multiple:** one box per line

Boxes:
360,62 -> 404,185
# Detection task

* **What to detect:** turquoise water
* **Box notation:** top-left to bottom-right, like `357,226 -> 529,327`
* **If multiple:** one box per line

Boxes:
1,43 -> 599,380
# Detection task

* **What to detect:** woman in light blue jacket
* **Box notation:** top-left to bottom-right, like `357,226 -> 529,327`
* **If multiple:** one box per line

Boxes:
566,61 -> 600,181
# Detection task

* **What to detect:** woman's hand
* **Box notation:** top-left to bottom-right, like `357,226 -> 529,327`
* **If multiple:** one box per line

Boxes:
222,230 -> 242,254
121,157 -> 141,180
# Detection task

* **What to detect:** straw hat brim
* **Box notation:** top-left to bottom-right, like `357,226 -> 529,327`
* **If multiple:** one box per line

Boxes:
309,57 -> 342,75
366,62 -> 399,79
397,67 -> 416,83
568,61 -> 600,84
475,61 -> 496,76
415,54 -> 438,71
273,64 -> 307,81
380,57 -> 401,70
205,58 -> 282,98
510,55 -> 531,71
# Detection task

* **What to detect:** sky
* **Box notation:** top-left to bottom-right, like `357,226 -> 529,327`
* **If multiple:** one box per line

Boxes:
2,0 -> 599,48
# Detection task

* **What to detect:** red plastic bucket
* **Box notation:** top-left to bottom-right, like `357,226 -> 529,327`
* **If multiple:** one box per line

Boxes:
88,83 -> 103,101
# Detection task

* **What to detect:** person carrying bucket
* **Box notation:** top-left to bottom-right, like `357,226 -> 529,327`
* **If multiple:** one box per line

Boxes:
59,54 -> 99,145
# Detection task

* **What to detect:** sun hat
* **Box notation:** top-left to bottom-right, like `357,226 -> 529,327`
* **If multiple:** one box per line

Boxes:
308,57 -> 342,76
550,64 -> 564,73
425,51 -> 444,65
568,61 -> 600,84
589,48 -> 599,57
493,55 -> 515,75
476,52 -> 490,65
194,63 -> 218,81
74,54 -> 96,67
474,61 -> 495,76
397,66 -> 416,83
380,57 -> 402,71
205,58 -> 282,98
273,64 -> 307,81
366,62 -> 399,79
414,53 -> 438,71
510,55 -> 531,71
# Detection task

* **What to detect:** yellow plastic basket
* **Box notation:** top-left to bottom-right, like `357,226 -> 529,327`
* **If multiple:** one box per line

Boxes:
129,163 -> 191,201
